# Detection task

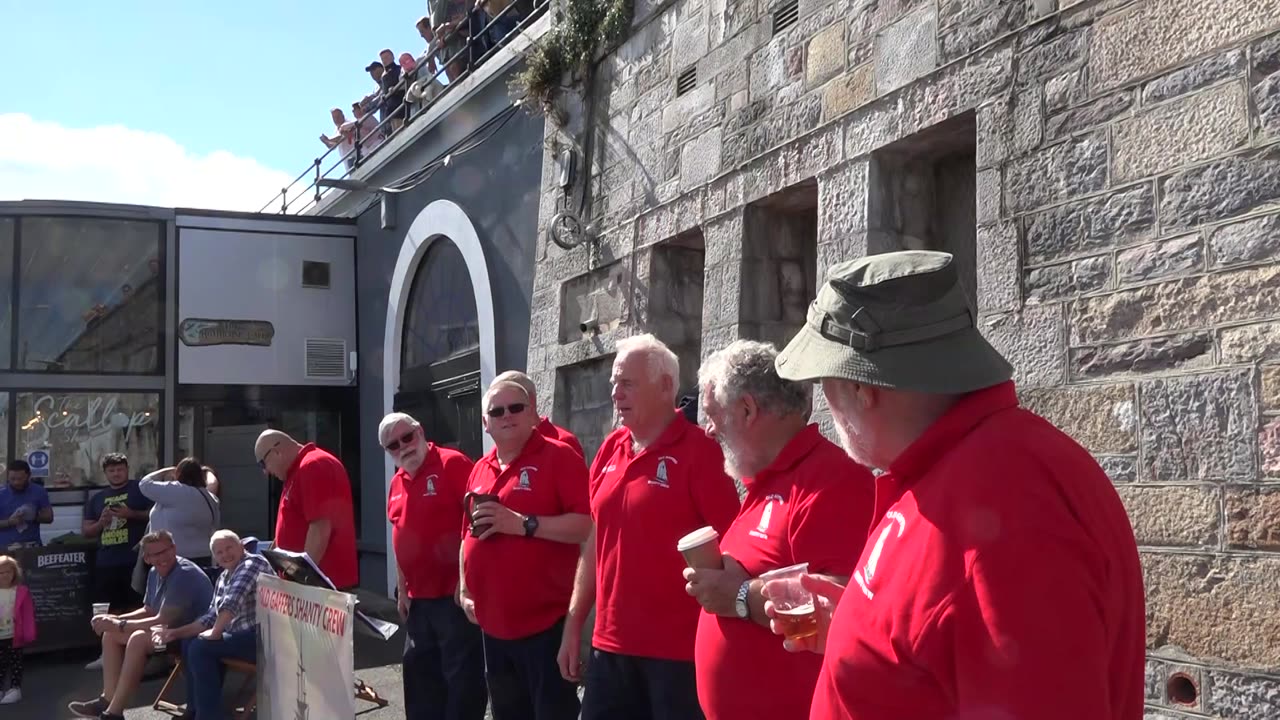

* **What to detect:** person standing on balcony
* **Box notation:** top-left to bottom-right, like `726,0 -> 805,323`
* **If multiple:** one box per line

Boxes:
253,430 -> 358,590
350,101 -> 383,154
429,0 -> 471,82
492,370 -> 584,459
561,334 -> 741,720
383,412 -> 487,720
379,48 -> 407,133
460,380 -> 591,720
320,108 -> 356,170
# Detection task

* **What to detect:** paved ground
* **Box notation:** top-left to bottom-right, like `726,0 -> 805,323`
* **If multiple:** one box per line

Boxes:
19,594 -> 410,720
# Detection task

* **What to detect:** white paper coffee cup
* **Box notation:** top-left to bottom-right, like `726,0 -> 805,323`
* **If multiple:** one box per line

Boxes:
677,526 -> 723,569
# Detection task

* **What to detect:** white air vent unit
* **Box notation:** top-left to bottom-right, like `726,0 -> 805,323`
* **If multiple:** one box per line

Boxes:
305,338 -> 348,379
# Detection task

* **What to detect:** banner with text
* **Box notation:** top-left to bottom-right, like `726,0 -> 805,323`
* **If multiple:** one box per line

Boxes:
256,574 -> 355,720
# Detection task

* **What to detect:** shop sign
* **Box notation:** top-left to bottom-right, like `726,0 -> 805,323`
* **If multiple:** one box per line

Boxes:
179,318 -> 275,347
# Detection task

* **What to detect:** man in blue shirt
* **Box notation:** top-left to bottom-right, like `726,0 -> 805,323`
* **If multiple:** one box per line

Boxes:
68,529 -> 213,720
83,454 -> 153,614
0,460 -> 54,548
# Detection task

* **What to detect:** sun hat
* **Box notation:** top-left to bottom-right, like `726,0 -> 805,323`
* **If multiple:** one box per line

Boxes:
775,250 -> 1013,393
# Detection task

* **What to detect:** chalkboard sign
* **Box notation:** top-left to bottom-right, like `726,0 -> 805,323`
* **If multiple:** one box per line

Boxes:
13,545 -> 96,652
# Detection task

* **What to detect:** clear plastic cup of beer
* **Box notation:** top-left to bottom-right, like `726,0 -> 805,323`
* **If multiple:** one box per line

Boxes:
150,624 -> 167,651
760,562 -> 818,641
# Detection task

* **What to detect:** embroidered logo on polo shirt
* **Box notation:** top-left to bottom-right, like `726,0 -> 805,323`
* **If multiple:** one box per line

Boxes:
390,493 -> 404,504
650,456 -> 677,487
423,475 -> 438,497
853,510 -> 906,600
749,494 -> 785,540
516,467 -> 537,491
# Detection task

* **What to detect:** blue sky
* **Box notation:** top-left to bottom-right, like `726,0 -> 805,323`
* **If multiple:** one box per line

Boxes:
0,2 -> 432,209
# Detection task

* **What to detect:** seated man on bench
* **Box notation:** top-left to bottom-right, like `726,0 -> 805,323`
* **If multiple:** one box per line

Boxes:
161,529 -> 273,720
70,530 -> 213,720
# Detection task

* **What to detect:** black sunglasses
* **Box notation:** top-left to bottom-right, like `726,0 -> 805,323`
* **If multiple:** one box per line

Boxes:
384,430 -> 416,452
256,443 -> 280,471
486,403 -> 527,418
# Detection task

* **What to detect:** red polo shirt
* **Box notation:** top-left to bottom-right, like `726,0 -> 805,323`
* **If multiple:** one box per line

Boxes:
590,412 -> 741,661
462,432 -> 590,640
810,382 -> 1145,720
388,444 -> 473,599
695,425 -> 874,720
539,416 -> 584,458
275,443 -> 359,589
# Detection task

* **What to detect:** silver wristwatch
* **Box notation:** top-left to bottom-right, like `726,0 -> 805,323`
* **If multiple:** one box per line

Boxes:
734,580 -> 751,619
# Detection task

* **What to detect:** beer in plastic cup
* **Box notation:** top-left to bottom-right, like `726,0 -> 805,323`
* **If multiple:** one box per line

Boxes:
677,526 -> 723,569
150,624 -> 167,651
92,602 -> 111,617
761,562 -> 818,641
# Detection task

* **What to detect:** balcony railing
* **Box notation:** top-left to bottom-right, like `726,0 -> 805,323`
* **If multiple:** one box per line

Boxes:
259,0 -> 547,216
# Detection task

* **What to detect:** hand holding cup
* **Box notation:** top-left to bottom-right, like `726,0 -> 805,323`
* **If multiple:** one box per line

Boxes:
761,565 -> 845,655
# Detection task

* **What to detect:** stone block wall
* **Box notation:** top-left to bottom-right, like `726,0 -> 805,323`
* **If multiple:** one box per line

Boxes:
526,0 -> 1280,714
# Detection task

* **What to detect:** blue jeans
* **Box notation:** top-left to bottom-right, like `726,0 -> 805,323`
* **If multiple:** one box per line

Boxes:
183,629 -> 257,720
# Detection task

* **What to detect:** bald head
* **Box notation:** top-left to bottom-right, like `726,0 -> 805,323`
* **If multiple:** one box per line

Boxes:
493,370 -> 538,413
255,429 -> 300,478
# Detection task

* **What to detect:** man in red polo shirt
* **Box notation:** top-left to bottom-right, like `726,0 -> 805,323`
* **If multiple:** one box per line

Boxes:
559,334 -> 740,720
766,251 -> 1145,720
493,369 -> 584,458
459,380 -> 592,720
254,429 -> 358,589
382,412 -> 486,720
684,339 -> 874,720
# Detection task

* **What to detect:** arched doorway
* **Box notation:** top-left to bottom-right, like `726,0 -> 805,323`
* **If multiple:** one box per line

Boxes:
395,238 -> 484,460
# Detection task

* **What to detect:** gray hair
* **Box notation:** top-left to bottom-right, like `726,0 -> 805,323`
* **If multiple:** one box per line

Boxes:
209,529 -> 242,553
493,371 -> 538,407
615,334 -> 680,402
483,381 -> 530,411
698,340 -> 812,417
378,412 -> 420,446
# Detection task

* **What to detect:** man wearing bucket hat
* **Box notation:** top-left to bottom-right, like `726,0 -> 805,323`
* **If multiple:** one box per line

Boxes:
766,251 -> 1145,720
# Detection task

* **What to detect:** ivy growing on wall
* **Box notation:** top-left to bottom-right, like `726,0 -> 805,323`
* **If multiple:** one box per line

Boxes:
515,0 -> 635,117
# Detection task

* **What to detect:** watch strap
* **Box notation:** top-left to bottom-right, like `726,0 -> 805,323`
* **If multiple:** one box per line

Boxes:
735,580 -> 751,619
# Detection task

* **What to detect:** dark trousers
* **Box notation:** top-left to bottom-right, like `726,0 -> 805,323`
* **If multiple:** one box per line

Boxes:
580,648 -> 704,720
0,639 -> 22,690
183,630 -> 256,720
404,597 -> 487,720
483,618 -> 580,720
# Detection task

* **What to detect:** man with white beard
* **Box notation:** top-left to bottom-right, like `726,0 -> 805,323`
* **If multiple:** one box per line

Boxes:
684,340 -> 874,720
767,251 -> 1145,720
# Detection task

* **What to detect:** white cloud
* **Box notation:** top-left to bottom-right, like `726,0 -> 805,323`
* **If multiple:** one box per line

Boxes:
0,113 -> 295,212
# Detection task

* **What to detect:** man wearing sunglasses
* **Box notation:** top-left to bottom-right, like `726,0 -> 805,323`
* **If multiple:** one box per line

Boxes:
382,412 -> 487,720
492,370 -> 584,459
460,380 -> 591,720
253,430 -> 358,590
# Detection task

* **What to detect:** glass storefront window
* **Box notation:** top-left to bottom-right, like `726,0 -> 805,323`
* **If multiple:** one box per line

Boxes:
0,394 -> 9,465
0,219 -> 12,369
16,392 -> 161,489
17,217 -> 163,373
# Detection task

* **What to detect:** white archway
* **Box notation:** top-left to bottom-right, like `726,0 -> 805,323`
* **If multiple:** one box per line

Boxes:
383,199 -> 495,593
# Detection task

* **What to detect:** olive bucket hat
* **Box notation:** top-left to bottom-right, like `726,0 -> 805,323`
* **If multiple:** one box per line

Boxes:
775,250 -> 1013,394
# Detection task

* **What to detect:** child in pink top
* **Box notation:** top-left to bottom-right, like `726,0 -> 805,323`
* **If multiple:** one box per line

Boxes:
0,555 -> 34,705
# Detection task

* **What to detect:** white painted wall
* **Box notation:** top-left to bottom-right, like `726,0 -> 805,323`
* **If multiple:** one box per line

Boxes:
176,222 -> 357,386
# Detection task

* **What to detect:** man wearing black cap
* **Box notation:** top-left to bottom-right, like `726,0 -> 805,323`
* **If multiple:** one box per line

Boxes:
765,250 -> 1145,720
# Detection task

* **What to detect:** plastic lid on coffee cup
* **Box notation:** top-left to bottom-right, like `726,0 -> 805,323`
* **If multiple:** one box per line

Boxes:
677,526 -> 720,552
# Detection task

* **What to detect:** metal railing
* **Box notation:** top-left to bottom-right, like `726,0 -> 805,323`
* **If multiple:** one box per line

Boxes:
259,0 -> 547,216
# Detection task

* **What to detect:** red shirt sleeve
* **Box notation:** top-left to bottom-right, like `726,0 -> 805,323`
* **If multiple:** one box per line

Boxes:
927,540 -> 1112,720
553,445 -> 592,515
690,441 -> 741,535
300,456 -> 351,524
587,433 -> 617,502
787,468 -> 874,576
